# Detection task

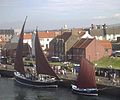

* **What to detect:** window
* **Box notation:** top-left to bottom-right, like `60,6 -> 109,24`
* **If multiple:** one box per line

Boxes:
105,48 -> 108,53
40,38 -> 44,41
46,44 -> 48,49
41,45 -> 44,47
77,49 -> 79,53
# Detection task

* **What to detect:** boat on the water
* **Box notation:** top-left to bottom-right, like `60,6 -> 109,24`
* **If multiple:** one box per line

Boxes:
14,17 -> 60,88
71,57 -> 98,96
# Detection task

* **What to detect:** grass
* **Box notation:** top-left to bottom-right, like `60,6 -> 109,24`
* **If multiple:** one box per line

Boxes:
24,56 -> 120,70
49,62 -> 73,70
93,57 -> 120,69
49,62 -> 64,66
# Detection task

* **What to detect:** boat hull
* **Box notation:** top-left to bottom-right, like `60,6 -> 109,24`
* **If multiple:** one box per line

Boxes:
14,72 -> 58,88
71,84 -> 98,96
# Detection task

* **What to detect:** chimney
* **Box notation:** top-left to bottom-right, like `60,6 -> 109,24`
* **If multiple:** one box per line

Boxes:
46,30 -> 49,33
91,24 -> 94,29
102,24 -> 107,39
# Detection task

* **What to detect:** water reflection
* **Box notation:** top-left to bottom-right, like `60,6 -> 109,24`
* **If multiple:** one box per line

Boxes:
76,95 -> 99,100
0,78 -> 119,100
76,94 -> 120,100
35,95 -> 55,100
15,89 -> 27,100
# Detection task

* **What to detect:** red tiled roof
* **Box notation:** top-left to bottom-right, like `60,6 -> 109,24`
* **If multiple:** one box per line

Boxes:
98,40 -> 112,48
73,38 -> 94,48
18,31 -> 56,39
23,34 -> 32,39
0,37 -> 4,43
38,31 -> 56,38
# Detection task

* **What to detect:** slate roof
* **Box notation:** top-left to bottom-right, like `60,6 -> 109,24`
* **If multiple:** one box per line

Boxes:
56,32 -> 72,42
90,29 -> 103,36
0,29 -> 14,35
106,26 -> 120,35
3,43 -> 31,50
73,38 -> 94,48
90,26 -> 120,36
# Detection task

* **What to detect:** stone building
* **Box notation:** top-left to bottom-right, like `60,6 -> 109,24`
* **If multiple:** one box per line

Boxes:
49,28 -> 84,61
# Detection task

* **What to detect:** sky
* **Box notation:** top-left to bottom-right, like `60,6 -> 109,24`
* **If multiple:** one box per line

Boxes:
0,0 -> 120,31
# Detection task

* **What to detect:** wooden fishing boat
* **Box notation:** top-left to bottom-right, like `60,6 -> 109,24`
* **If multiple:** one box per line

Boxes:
14,17 -> 60,88
71,57 -> 98,96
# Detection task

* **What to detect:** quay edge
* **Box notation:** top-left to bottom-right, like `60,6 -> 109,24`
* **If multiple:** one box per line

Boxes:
0,69 -> 14,78
0,69 -> 120,97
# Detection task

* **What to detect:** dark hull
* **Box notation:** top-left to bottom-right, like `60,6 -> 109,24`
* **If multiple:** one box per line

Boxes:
14,72 -> 58,88
71,85 -> 98,96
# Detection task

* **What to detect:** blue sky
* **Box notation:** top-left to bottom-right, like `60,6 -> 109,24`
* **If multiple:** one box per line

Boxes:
0,0 -> 120,30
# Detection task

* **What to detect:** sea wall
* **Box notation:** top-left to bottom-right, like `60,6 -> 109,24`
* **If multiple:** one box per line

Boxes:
0,69 -> 14,78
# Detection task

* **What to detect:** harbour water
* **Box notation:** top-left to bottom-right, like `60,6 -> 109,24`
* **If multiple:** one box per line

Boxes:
0,78 -> 119,100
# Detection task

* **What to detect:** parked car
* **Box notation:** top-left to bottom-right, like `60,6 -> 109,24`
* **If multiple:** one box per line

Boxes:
0,56 -> 7,64
112,51 -> 120,57
50,56 -> 61,62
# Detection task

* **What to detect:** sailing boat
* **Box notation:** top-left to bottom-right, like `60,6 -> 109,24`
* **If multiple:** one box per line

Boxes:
14,17 -> 60,88
71,57 -> 98,96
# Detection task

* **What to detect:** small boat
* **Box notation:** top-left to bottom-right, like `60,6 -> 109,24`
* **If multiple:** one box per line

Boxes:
14,17 -> 60,88
71,57 -> 98,96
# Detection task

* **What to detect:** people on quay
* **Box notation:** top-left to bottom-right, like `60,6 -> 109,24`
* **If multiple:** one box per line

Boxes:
112,78 -> 116,85
104,71 -> 107,77
116,79 -> 120,85
113,72 -> 116,79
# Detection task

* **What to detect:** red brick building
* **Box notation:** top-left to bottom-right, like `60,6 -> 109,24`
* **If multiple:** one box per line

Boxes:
98,40 -> 112,56
70,38 -> 112,62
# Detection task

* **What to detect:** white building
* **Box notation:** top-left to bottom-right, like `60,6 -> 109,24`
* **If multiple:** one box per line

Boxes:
11,30 -> 59,51
90,25 -> 120,41
81,31 -> 94,39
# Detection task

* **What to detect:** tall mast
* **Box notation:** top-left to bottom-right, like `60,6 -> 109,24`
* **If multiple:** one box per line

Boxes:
14,16 -> 27,74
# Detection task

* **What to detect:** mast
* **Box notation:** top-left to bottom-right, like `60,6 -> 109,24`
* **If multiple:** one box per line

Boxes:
76,57 -> 96,88
32,31 -> 35,57
14,16 -> 27,74
35,28 -> 59,79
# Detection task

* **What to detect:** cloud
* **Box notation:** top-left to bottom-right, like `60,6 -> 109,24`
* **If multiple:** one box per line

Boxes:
0,0 -> 120,29
0,0 -> 24,7
93,13 -> 120,20
112,13 -> 120,18
92,13 -> 120,25
93,16 -> 107,19
46,0 -> 84,12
